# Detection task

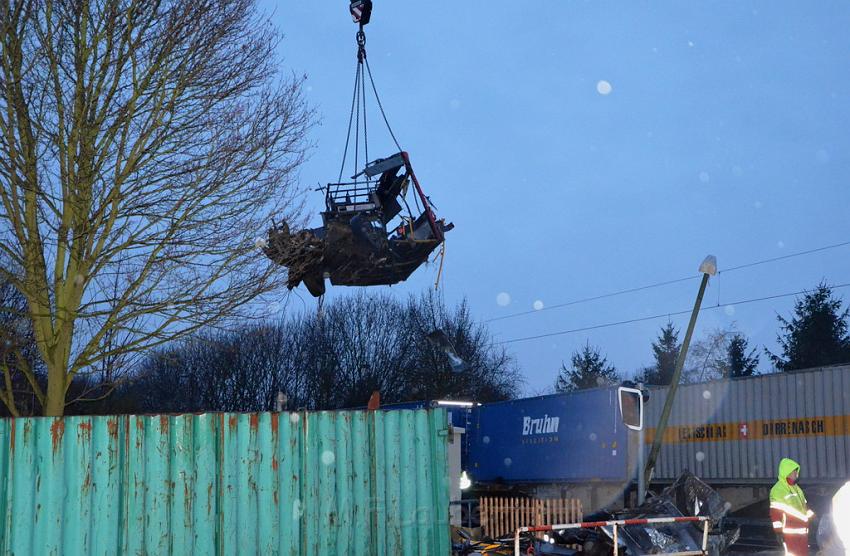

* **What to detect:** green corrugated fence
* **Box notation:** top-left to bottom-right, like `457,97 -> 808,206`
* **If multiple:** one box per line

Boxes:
0,410 -> 451,555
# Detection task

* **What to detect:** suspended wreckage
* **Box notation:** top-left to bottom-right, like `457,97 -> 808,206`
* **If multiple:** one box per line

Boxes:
264,1 -> 453,297
264,152 -> 453,297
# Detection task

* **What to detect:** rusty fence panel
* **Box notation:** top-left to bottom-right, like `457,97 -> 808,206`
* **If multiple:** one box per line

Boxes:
0,410 -> 451,555
479,496 -> 582,538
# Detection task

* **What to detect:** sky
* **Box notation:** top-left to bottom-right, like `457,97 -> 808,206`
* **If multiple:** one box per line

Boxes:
260,1 -> 850,394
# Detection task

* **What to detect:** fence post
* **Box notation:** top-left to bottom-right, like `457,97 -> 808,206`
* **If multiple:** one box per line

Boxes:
535,499 -> 542,534
498,497 -> 504,538
613,524 -> 619,556
505,498 -> 516,540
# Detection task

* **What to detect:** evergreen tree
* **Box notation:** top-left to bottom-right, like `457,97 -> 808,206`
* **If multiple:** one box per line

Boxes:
555,343 -> 619,392
638,322 -> 681,385
768,283 -> 850,371
727,334 -> 759,378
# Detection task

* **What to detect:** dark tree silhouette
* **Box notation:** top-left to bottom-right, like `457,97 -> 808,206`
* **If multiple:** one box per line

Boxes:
637,322 -> 681,385
727,334 -> 759,378
115,291 -> 522,413
555,343 -> 620,392
768,283 -> 850,371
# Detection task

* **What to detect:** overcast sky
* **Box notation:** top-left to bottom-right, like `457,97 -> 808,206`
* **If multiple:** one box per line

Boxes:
261,1 -> 850,394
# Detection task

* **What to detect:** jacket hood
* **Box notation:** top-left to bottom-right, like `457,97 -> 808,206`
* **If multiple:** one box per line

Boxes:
778,457 -> 800,481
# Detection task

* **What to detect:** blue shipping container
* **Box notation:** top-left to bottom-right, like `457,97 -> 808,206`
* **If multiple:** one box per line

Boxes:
467,388 -> 628,483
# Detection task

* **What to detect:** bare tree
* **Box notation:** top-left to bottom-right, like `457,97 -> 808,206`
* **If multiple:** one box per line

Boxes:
683,328 -> 732,384
0,272 -> 44,415
0,0 -> 313,414
320,293 -> 417,408
401,292 -> 522,403
124,324 -> 284,413
123,291 -> 522,413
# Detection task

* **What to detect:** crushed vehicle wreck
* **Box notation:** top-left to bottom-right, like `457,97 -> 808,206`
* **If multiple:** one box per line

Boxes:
551,472 -> 739,556
264,151 -> 453,297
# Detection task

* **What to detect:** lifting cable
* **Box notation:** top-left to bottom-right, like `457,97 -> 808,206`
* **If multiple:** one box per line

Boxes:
338,50 -> 361,183
338,27 -> 402,184
364,52 -> 402,153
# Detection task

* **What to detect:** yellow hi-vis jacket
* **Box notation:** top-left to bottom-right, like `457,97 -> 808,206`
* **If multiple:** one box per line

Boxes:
770,458 -> 813,556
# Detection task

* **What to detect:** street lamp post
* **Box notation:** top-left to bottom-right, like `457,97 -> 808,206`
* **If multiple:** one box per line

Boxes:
642,255 -> 717,490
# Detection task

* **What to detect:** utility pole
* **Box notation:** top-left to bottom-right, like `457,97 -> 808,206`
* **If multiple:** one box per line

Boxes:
637,382 -> 647,505
643,255 -> 717,488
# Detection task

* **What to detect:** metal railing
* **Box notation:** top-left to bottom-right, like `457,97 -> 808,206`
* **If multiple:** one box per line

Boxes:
325,181 -> 375,211
513,516 -> 711,556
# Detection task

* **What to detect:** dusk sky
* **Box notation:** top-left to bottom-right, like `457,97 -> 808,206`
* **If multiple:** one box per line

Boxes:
263,1 -> 850,394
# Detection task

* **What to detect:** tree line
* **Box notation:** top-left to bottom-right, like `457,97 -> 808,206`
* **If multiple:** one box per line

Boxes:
554,282 -> 850,392
0,286 -> 521,415
3,275 -> 849,414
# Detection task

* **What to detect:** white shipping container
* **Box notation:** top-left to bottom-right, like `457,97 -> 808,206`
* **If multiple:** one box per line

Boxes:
643,365 -> 850,483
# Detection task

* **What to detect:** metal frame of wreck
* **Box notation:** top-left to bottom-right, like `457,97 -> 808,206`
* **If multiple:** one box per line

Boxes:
513,515 -> 711,556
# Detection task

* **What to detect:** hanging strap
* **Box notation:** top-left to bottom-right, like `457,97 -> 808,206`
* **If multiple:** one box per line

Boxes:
434,239 -> 446,290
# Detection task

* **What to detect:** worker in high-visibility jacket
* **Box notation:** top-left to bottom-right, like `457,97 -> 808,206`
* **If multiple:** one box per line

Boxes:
770,458 -> 814,556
